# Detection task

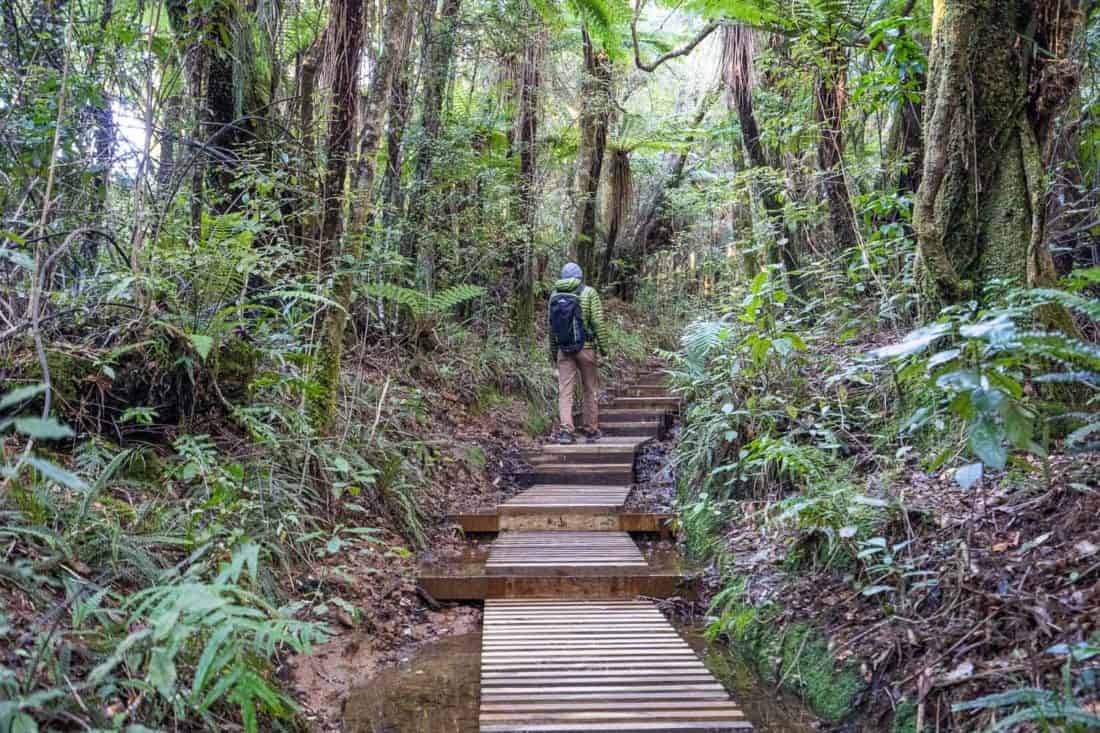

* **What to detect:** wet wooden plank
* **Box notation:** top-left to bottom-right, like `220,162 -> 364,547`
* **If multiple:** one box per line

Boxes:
417,572 -> 698,600
501,484 -> 633,514
485,531 -> 646,577
479,599 -> 751,732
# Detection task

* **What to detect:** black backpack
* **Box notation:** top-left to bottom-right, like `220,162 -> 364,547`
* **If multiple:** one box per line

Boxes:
548,290 -> 588,354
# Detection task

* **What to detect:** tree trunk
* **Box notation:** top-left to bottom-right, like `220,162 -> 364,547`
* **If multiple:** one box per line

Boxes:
157,95 -> 181,201
891,94 -> 923,196
380,6 -> 420,231
512,24 -> 542,338
203,3 -> 243,212
913,0 -> 1086,333
299,44 -> 319,168
572,26 -> 612,278
310,0 -> 409,433
306,0 -> 364,432
632,90 -> 714,262
814,45 -> 859,251
599,149 -> 631,286
402,0 -> 463,291
734,85 -> 801,292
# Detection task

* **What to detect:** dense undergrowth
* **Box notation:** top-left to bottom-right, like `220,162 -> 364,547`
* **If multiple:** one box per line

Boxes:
669,250 -> 1100,729
0,275 -> 668,732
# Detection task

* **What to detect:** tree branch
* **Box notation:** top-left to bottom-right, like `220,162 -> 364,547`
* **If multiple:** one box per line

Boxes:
632,1 -> 721,73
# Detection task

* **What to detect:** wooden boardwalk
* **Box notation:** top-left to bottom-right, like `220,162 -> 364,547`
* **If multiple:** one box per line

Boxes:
480,600 -> 751,732
467,369 -> 753,732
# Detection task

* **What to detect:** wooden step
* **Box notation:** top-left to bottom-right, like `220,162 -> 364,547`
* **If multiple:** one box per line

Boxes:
596,409 -> 668,423
609,396 -> 681,411
485,531 -> 646,576
501,484 -> 632,513
479,600 -> 751,732
525,463 -> 635,485
615,385 -> 675,398
447,512 -> 674,535
601,421 -> 661,438
524,441 -> 642,465
418,570 -> 697,600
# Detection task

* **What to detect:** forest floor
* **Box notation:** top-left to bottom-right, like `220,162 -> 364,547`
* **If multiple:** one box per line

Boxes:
709,452 -> 1099,729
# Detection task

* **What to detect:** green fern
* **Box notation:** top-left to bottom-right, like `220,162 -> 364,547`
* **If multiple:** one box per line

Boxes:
681,316 -> 730,372
364,282 -> 485,320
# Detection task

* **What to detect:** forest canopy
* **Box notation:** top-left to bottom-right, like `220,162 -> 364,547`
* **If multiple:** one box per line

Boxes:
1,0 -> 1098,731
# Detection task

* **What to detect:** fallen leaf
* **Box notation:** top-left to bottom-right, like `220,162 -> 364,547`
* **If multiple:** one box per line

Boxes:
940,660 -> 974,684
1074,540 -> 1099,558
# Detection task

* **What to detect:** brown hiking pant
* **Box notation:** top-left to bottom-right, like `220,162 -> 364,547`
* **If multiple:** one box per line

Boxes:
558,347 -> 599,433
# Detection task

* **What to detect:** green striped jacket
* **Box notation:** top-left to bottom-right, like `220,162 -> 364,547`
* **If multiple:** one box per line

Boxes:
547,278 -> 609,361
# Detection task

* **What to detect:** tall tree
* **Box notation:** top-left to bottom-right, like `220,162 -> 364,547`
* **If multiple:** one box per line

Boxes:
720,24 -> 799,288
913,0 -> 1089,329
310,0 -> 412,433
511,18 -> 543,337
306,0 -> 364,432
402,0 -> 464,291
814,42 -> 859,251
572,26 -> 612,277
379,7 -> 420,231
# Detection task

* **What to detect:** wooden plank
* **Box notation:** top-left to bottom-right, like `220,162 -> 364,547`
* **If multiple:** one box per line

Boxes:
525,464 -> 635,486
485,531 -> 646,576
416,572 -> 698,600
479,600 -> 750,732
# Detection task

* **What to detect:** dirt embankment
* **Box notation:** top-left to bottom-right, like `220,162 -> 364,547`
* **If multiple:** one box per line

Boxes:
706,452 -> 1100,731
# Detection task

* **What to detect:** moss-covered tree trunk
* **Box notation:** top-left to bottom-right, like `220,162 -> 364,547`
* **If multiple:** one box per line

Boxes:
814,45 -> 859,252
512,23 -> 542,338
379,9 -> 419,231
913,0 -> 1086,331
735,76 -> 801,293
305,0 -> 363,434
309,0 -> 410,434
572,26 -> 612,277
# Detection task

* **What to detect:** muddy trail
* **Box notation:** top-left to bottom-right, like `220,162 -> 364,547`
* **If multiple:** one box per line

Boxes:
322,367 -> 819,733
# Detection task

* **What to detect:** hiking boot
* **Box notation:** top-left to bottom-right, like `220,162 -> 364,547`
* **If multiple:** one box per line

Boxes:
581,428 -> 602,443
557,429 -> 576,445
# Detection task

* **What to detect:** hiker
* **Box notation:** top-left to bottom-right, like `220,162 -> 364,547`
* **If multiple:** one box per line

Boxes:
548,262 -> 610,444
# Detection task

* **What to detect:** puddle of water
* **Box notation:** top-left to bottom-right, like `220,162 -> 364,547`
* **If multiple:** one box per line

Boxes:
344,633 -> 482,733
675,623 -> 819,733
344,624 -> 816,733
418,537 -> 493,577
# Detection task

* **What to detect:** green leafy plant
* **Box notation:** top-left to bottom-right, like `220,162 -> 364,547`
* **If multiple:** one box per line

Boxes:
953,640 -> 1100,732
102,544 -> 328,732
871,280 -> 1100,488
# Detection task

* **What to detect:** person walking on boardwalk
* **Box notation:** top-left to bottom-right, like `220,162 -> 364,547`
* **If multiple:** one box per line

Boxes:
548,262 -> 610,444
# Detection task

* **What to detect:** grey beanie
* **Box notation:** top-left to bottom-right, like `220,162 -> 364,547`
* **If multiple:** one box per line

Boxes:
561,262 -> 583,280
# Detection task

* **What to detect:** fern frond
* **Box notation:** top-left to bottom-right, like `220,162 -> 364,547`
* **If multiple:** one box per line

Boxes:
682,316 -> 730,370
425,284 -> 486,314
1029,288 -> 1100,321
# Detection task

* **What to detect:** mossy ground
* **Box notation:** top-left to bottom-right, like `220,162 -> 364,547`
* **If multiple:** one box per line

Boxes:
719,601 -> 865,723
